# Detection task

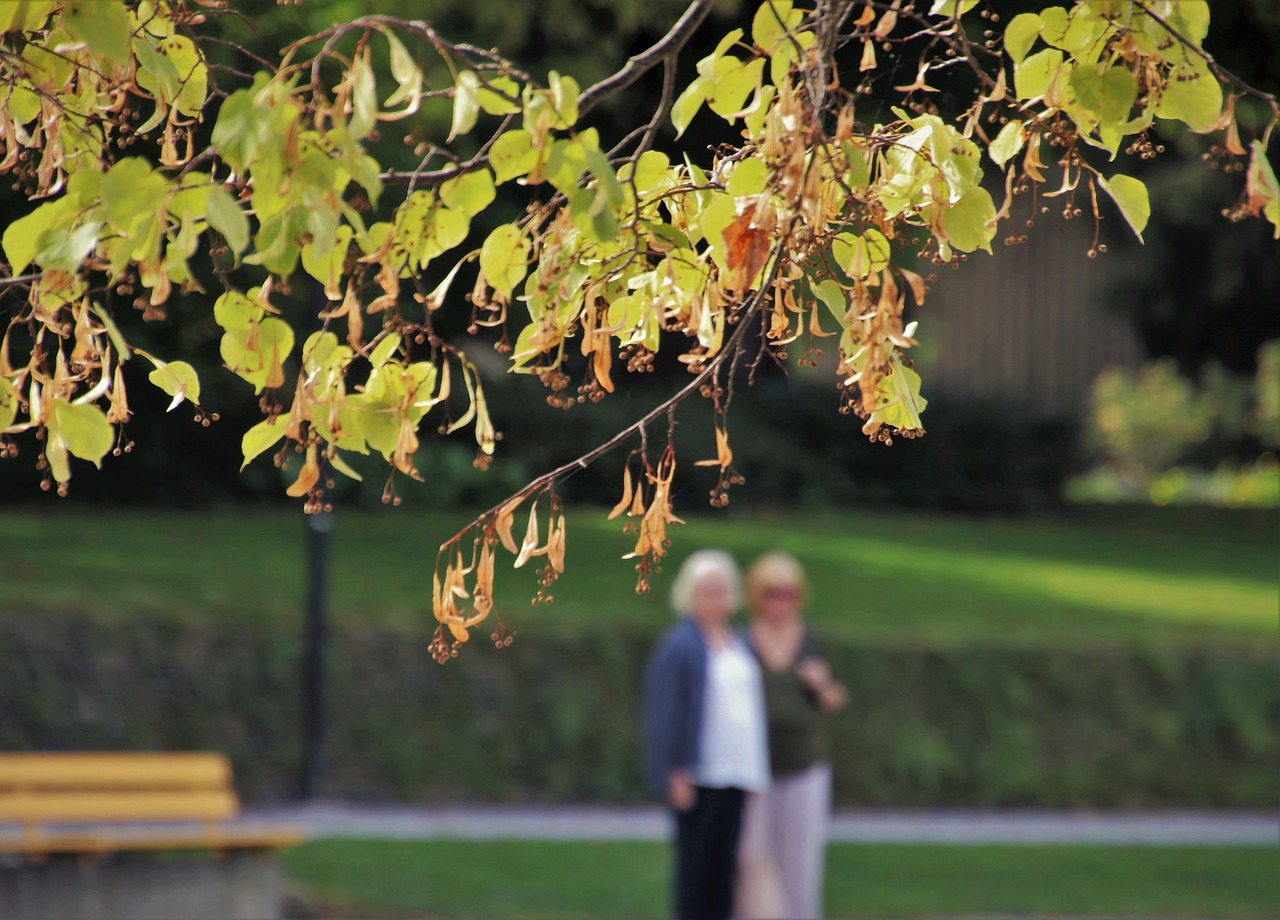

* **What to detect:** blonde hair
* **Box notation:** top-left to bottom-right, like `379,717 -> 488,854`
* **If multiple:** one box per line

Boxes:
669,549 -> 742,616
745,550 -> 808,611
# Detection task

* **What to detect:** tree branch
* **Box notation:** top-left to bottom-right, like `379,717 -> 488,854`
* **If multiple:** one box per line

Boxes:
438,263 -> 781,554
1134,0 -> 1279,143
576,0 -> 718,120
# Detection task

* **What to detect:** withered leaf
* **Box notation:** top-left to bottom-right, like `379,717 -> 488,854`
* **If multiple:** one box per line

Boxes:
721,211 -> 772,293
495,495 -> 524,554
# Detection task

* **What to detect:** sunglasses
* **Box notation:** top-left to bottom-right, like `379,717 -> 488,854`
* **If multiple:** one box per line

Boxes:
761,586 -> 800,601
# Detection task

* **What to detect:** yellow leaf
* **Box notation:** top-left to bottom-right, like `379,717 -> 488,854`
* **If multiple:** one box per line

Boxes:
547,514 -> 566,574
286,444 -> 321,497
495,495 -> 524,553
608,464 -> 634,520
513,502 -> 541,568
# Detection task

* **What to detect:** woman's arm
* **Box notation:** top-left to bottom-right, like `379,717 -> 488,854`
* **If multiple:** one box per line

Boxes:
797,656 -> 848,713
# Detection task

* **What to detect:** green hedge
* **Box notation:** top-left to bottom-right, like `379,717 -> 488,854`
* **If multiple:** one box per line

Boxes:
1,613 -> 1275,807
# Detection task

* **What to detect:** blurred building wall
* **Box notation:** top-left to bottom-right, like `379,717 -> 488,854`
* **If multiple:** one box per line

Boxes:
917,217 -> 1142,417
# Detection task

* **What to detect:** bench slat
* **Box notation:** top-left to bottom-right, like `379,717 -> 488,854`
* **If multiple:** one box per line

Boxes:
0,752 -> 302,858
0,790 -> 239,823
0,752 -> 231,790
0,826 -> 304,855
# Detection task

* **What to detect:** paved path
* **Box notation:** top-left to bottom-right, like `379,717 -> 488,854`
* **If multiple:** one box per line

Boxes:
245,802 -> 1279,846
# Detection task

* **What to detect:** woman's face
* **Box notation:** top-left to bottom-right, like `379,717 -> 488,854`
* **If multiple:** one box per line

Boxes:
688,569 -> 736,629
754,581 -> 803,625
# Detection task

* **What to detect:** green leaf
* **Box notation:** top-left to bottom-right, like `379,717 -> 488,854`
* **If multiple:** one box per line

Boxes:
768,27 -> 812,88
2,1 -> 55,31
349,53 -> 378,140
3,197 -> 75,274
752,1 -> 802,55
369,332 -> 402,369
133,33 -> 181,106
49,400 -> 113,474
220,315 -> 294,393
872,363 -> 928,431
843,140 -> 873,188
928,0 -> 978,17
212,74 -> 272,174
1247,141 -> 1279,239
440,169 -> 496,218
91,304 -> 132,362
480,224 -> 529,299
832,232 -> 890,280
726,158 -> 769,198
147,360 -> 201,410
1165,0 -> 1210,45
1070,64 -> 1138,130
35,221 -> 101,272
214,290 -> 258,331
989,119 -> 1026,167
327,452 -> 364,482
489,130 -> 538,184
205,185 -> 250,256
422,208 -> 470,264
449,70 -> 481,141
382,29 -> 420,109
814,279 -> 847,326
245,211 -> 303,277
1037,6 -> 1069,47
478,75 -> 522,116
169,36 -> 208,117
1014,48 -> 1064,102
621,150 -> 673,197
707,57 -> 764,119
699,29 -> 745,78
544,135 -> 593,196
4,85 -> 41,126
1155,67 -> 1222,133
1099,174 -> 1150,242
302,331 -> 340,374
240,418 -> 286,470
1003,13 -> 1041,65
0,378 -> 17,432
671,76 -> 709,138
548,71 -> 579,129
940,186 -> 997,254
102,158 -> 170,235
61,0 -> 129,62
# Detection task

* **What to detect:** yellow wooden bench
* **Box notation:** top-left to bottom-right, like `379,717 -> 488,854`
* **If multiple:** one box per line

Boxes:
0,751 -> 303,858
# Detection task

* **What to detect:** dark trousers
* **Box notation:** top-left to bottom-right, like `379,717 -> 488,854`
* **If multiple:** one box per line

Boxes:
674,785 -> 746,920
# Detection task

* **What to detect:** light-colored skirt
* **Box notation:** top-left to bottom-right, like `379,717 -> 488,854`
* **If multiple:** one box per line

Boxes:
734,761 -> 833,919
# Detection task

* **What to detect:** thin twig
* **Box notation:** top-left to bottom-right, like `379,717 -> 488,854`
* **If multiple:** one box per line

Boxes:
576,0 -> 718,119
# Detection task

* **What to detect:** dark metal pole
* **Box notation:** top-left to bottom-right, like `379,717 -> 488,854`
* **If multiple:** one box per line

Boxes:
299,506 -> 332,800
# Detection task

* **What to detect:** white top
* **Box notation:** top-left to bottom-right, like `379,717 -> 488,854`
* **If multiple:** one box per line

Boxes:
694,636 -> 770,792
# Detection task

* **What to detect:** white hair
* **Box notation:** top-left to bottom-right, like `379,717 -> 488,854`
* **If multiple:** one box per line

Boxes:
669,548 -> 742,616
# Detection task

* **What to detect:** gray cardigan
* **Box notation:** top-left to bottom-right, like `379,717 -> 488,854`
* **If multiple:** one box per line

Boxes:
642,618 -> 708,798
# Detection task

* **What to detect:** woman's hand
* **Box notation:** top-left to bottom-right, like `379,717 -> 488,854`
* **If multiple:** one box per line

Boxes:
668,770 -> 696,812
797,657 -> 849,713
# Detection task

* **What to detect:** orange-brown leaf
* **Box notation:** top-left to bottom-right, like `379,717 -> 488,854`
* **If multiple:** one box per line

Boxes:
548,514 -> 566,574
285,444 -> 321,497
721,211 -> 771,293
513,502 -> 541,568
495,495 -> 524,554
608,464 -> 633,520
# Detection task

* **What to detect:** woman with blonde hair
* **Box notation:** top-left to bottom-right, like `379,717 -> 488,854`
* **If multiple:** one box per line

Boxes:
735,550 -> 847,920
644,549 -> 770,920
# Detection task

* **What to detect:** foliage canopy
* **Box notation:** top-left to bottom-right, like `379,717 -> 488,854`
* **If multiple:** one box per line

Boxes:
1,0 -> 1276,656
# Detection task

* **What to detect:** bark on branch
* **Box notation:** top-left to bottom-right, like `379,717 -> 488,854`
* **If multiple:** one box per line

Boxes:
575,0 -> 718,119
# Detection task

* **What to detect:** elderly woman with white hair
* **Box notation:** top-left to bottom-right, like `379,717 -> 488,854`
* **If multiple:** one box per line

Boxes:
643,549 -> 770,920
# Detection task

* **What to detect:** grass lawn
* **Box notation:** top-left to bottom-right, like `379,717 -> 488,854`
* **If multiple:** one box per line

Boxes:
282,839 -> 1280,919
1,504 -> 1275,646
